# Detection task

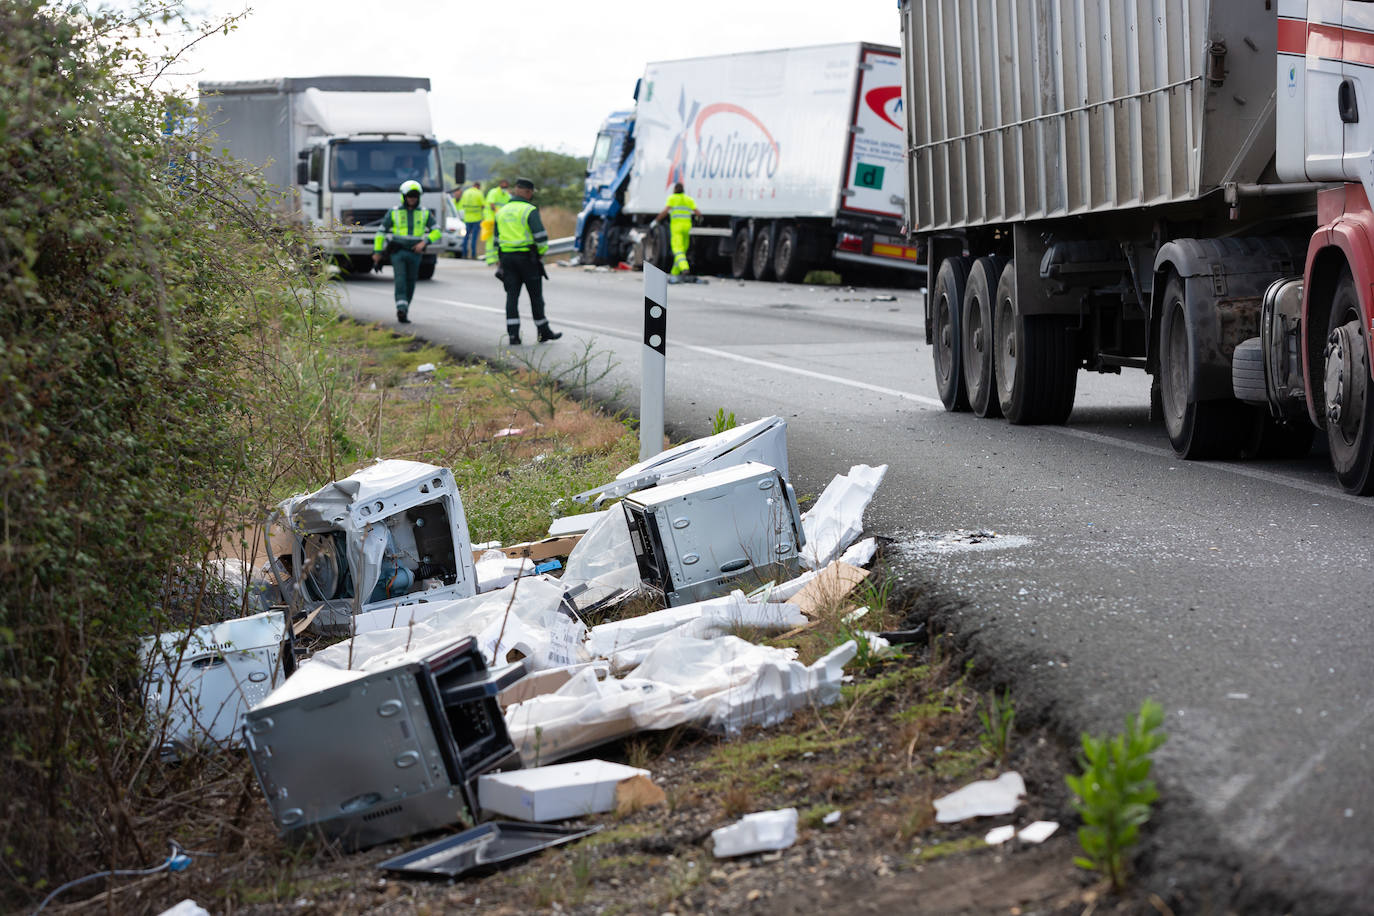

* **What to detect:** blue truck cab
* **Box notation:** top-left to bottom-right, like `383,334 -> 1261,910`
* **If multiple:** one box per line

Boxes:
574,109 -> 635,265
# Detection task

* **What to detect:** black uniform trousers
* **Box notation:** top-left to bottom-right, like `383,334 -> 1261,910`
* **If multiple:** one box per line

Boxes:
500,252 -> 546,327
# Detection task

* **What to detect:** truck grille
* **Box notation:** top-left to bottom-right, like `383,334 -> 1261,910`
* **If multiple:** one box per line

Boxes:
339,209 -> 387,228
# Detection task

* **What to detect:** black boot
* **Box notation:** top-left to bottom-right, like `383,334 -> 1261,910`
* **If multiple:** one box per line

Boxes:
508,332 -> 521,345
397,309 -> 410,324
537,325 -> 562,342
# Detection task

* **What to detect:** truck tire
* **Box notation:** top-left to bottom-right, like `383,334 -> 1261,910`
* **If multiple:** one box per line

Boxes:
961,255 -> 1006,418
751,222 -> 776,281
581,218 -> 605,266
730,226 -> 751,279
993,260 -> 1077,424
418,257 -> 435,280
1157,274 -> 1248,458
773,223 -> 807,283
1241,416 -> 1314,460
1323,270 -> 1374,493
932,256 -> 972,412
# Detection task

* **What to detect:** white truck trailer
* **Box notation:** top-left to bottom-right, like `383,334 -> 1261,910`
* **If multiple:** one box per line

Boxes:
198,75 -> 463,278
575,43 -> 920,282
901,0 -> 1374,494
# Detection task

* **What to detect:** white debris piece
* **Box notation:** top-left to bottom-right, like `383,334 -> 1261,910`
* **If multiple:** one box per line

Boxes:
711,808 -> 799,858
477,760 -> 651,822
822,809 -> 842,825
575,416 -> 789,507
838,536 -> 878,568
800,464 -> 888,569
474,548 -> 537,592
257,577 -> 585,708
157,901 -> 211,916
141,610 -> 286,750
549,508 -> 611,537
984,824 -> 1016,845
1018,820 -> 1060,843
586,590 -> 805,668
933,772 -> 1027,823
415,362 -> 437,373
560,505 -> 642,607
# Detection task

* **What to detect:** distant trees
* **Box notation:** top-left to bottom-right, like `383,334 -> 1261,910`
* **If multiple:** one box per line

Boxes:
445,141 -> 588,212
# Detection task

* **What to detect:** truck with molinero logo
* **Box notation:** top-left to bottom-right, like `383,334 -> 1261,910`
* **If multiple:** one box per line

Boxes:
199,75 -> 465,279
574,43 -> 918,283
900,0 -> 1374,494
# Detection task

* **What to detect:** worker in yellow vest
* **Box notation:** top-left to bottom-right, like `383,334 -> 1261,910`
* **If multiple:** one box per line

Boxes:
457,182 -> 485,259
493,177 -> 561,345
482,178 -> 512,265
372,180 -> 440,323
653,182 -> 701,278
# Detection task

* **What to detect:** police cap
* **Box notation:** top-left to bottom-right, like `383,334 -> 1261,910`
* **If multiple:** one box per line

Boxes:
514,177 -> 535,190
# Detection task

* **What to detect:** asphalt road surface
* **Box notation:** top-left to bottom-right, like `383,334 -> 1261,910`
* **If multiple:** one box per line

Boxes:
339,257 -> 1373,912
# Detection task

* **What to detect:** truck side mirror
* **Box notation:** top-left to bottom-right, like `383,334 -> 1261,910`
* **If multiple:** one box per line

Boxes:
453,162 -> 466,185
296,160 -> 309,185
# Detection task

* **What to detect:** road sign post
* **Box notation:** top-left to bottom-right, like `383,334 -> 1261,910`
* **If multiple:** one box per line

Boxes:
640,264 -> 668,461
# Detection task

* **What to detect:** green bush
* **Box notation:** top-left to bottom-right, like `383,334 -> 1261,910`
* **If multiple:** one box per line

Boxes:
0,2 -> 333,903
1065,698 -> 1169,891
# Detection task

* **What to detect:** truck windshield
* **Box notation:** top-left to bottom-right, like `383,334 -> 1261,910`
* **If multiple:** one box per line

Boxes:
330,141 -> 442,192
589,132 -> 616,170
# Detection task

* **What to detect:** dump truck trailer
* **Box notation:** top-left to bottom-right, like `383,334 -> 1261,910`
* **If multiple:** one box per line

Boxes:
900,0 -> 1374,493
575,43 -> 919,282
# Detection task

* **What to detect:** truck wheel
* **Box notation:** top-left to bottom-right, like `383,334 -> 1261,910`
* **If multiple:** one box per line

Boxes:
1157,274 -> 1247,457
961,255 -> 1006,418
1323,270 -> 1374,493
773,224 -> 807,283
581,218 -> 605,266
751,223 -> 776,281
932,256 -> 972,411
418,259 -> 435,280
994,260 -> 1077,424
729,226 -> 751,279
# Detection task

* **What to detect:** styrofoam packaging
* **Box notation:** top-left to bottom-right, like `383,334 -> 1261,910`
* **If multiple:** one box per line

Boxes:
477,760 -> 650,822
710,808 -> 799,857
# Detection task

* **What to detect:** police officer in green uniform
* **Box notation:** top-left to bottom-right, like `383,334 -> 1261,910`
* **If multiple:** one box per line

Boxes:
494,177 -> 561,345
372,180 -> 440,323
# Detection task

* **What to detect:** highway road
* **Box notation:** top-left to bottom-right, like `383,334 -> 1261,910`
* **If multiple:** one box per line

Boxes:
339,257 -> 1374,912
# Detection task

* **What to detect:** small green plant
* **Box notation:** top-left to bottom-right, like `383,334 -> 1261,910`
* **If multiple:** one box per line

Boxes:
977,687 -> 1016,765
709,407 -> 737,434
1065,698 -> 1169,892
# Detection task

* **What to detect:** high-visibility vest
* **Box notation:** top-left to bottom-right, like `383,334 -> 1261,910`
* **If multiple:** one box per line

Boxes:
495,200 -> 538,252
459,187 -> 486,221
373,207 -> 440,251
664,192 -> 696,226
483,186 -> 511,221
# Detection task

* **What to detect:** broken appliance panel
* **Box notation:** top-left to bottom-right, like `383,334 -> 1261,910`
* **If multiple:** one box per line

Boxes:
243,636 -> 523,850
141,610 -> 286,752
575,416 -> 788,507
273,460 -> 476,634
621,461 -> 804,606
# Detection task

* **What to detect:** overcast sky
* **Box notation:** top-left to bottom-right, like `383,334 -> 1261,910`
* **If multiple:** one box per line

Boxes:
162,1 -> 903,156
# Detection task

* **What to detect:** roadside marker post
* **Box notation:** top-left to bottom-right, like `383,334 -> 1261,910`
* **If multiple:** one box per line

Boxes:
640,264 -> 668,461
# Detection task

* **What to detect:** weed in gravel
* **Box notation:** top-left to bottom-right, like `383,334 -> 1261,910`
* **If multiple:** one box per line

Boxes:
1066,698 -> 1168,892
914,835 -> 985,862
801,803 -> 840,829
978,687 -> 1017,766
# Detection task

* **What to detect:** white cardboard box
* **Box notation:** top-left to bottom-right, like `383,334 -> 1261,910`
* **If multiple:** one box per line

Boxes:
478,760 -> 650,822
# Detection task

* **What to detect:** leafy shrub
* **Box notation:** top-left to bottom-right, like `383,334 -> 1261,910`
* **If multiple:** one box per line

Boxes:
1065,698 -> 1169,891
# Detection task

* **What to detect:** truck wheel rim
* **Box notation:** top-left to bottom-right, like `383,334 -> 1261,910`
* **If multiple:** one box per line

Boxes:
995,293 -> 1016,403
1162,302 -> 1189,435
936,293 -> 955,386
1325,319 -> 1367,446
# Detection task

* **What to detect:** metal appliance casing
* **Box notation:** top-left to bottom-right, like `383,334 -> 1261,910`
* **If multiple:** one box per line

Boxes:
621,461 -> 804,606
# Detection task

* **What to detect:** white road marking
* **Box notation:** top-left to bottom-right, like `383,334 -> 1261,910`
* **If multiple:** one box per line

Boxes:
430,296 -> 1370,507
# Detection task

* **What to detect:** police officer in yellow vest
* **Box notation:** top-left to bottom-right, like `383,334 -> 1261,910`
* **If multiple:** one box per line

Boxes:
494,177 -> 561,345
653,182 -> 701,277
373,180 -> 440,323
483,178 -> 512,265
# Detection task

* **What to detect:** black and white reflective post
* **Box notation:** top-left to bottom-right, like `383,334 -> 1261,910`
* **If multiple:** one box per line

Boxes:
640,263 -> 668,461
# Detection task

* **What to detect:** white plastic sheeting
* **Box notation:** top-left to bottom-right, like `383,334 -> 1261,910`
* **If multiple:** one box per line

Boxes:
559,507 -> 641,607
504,635 -> 857,764
800,464 -> 888,569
